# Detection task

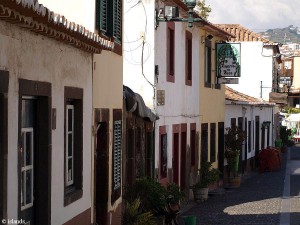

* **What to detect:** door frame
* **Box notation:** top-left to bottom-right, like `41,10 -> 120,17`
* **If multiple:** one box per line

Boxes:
0,71 -> 8,221
18,79 -> 51,225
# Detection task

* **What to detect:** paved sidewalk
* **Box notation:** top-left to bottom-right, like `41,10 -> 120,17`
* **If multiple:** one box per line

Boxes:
179,148 -> 290,225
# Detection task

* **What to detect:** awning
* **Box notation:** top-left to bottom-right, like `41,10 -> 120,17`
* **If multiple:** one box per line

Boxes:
123,86 -> 159,122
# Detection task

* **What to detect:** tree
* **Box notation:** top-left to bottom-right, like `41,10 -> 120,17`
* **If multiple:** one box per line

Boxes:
196,0 -> 211,20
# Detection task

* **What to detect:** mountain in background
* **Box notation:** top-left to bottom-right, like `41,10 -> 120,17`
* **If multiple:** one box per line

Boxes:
259,25 -> 300,43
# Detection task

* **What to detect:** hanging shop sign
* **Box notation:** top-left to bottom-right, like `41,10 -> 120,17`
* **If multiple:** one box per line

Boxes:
216,43 -> 241,77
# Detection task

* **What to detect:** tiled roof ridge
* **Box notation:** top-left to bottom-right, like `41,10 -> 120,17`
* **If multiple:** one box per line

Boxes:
225,85 -> 263,103
216,24 -> 273,44
0,0 -> 114,53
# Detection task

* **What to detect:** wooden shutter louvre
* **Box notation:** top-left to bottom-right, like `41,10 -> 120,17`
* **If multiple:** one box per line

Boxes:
113,0 -> 122,44
96,0 -> 108,34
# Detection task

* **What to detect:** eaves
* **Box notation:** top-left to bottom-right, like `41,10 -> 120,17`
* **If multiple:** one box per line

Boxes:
0,0 -> 114,53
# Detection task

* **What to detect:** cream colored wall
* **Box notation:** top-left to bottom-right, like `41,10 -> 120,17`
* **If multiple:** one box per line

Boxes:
93,52 -> 123,109
0,20 -> 92,225
293,56 -> 300,89
199,29 -> 226,167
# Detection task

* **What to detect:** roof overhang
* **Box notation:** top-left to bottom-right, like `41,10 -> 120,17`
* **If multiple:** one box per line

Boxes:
0,0 -> 114,53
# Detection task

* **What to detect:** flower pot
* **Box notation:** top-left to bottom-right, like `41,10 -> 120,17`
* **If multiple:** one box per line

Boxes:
182,215 -> 196,225
193,187 -> 208,203
229,176 -> 241,188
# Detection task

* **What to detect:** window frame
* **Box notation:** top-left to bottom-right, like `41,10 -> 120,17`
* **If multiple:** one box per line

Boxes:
186,31 -> 192,86
167,22 -> 175,83
64,87 -> 83,206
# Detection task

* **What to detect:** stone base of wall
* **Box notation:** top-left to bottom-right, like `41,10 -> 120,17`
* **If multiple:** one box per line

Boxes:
63,208 -> 91,225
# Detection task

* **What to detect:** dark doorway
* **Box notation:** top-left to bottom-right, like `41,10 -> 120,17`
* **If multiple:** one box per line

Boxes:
218,122 -> 224,177
201,124 -> 208,162
95,122 -> 109,225
255,116 -> 260,167
173,133 -> 179,184
180,130 -> 187,189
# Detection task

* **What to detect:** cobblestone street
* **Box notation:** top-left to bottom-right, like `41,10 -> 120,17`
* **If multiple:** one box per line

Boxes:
179,146 -> 300,225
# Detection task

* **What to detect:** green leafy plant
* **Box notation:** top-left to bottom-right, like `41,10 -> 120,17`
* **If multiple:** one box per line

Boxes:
224,125 -> 246,152
123,177 -> 167,216
192,162 -> 221,189
122,198 -> 156,225
166,183 -> 186,204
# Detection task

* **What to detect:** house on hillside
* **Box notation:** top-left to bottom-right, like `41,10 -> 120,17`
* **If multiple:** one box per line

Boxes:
123,0 -> 232,192
0,0 -> 122,225
225,86 -> 276,179
217,24 -> 281,102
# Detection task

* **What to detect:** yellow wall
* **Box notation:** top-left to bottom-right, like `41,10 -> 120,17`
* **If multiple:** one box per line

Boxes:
93,51 -> 123,109
199,29 -> 226,168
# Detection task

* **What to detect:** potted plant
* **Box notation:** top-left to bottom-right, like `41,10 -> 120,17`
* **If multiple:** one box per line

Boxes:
192,161 -> 221,203
224,125 -> 246,187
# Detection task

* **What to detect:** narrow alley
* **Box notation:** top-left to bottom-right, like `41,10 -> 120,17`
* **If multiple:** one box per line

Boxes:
179,146 -> 300,225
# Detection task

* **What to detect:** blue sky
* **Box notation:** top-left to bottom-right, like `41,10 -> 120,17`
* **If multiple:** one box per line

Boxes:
206,0 -> 300,32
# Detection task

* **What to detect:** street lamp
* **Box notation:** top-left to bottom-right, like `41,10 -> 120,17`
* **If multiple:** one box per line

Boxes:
155,0 -> 202,29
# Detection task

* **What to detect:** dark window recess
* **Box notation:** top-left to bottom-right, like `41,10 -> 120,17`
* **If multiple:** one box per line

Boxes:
231,118 -> 236,127
160,134 -> 168,178
96,0 -> 122,44
244,118 -> 248,153
248,121 -> 252,153
190,129 -> 196,167
204,39 -> 212,86
201,124 -> 208,162
145,131 -> 153,177
210,123 -> 216,162
167,22 -> 175,82
64,87 -> 83,206
186,31 -> 192,86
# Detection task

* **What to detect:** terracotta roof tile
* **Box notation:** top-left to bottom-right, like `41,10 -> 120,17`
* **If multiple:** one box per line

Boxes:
216,24 -> 273,44
225,86 -> 261,102
0,0 -> 114,53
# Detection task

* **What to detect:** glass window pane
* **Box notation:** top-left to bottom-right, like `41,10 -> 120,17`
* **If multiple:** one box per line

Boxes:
21,171 -> 25,207
26,132 -> 32,166
68,158 -> 73,182
68,108 -> 73,132
68,133 -> 73,157
26,170 -> 32,205
21,133 -> 25,168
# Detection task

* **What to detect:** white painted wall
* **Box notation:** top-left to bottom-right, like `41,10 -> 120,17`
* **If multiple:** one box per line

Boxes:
1,20 -> 92,225
123,0 -> 155,108
225,102 -> 275,162
154,21 -> 200,171
227,42 -> 274,101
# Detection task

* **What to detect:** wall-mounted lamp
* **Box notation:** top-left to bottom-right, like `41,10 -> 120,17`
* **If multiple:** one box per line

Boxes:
155,0 -> 202,29
201,34 -> 214,43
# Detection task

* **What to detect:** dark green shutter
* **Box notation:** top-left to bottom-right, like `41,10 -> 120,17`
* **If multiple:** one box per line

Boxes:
96,0 -> 108,34
113,0 -> 121,43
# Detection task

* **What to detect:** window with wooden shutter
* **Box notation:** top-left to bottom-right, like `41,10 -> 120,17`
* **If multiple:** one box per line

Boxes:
96,0 -> 108,34
113,0 -> 122,44
96,0 -> 122,44
111,109 -> 122,203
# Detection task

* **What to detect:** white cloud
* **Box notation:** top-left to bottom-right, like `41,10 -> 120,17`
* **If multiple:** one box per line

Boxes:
206,0 -> 300,31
